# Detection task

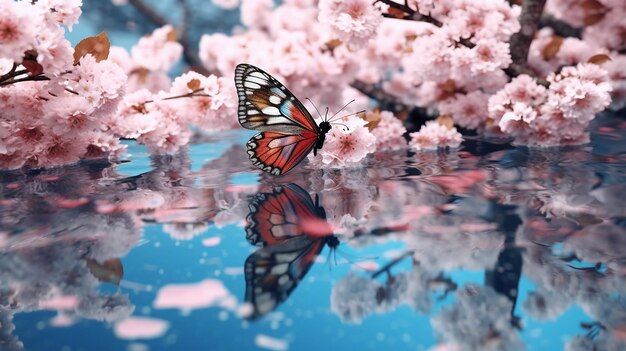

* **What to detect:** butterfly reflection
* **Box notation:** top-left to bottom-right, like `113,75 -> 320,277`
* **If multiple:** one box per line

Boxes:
243,183 -> 338,320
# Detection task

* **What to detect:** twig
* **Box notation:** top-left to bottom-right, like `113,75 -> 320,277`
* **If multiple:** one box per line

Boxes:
0,67 -> 28,84
0,74 -> 49,87
371,250 -> 414,279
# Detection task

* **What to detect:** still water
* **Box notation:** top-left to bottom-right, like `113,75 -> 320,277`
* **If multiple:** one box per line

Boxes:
1,115 -> 625,351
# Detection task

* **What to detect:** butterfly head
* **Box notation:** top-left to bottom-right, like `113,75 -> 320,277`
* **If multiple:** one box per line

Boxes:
319,121 -> 332,134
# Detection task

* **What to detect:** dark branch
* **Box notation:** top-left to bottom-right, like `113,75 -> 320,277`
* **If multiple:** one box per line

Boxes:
0,74 -> 50,87
539,14 -> 582,39
350,80 -> 431,120
509,0 -> 547,70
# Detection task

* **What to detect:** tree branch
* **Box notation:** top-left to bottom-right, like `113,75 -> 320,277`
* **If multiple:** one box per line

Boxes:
0,74 -> 50,87
509,0 -> 547,70
350,80 -> 431,121
539,14 -> 582,39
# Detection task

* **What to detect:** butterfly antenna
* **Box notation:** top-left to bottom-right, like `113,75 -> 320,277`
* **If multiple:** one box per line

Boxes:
330,122 -> 350,132
327,99 -> 355,123
328,109 -> 366,124
306,97 -> 324,121
324,107 -> 329,122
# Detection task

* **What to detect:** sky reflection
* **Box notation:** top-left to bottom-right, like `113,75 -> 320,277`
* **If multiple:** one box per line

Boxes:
1,118 -> 626,350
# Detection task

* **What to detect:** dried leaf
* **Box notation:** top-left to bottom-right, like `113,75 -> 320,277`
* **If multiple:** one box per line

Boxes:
86,258 -> 123,285
324,39 -> 343,51
581,0 -> 605,11
73,32 -> 111,65
22,59 -> 44,76
359,109 -> 381,131
436,115 -> 455,130
166,29 -> 177,42
187,78 -> 202,91
583,12 -> 606,25
387,7 -> 406,18
436,79 -> 457,101
541,36 -> 564,60
587,53 -> 611,65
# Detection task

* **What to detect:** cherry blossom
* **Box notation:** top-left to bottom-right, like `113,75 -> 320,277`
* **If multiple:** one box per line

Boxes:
318,0 -> 383,49
308,115 -> 376,168
409,120 -> 463,151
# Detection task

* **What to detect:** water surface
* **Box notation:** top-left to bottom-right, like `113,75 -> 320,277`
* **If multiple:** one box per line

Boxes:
1,116 -> 626,351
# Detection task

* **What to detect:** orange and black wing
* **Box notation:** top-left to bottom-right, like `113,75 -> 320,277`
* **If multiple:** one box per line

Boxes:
235,63 -> 320,175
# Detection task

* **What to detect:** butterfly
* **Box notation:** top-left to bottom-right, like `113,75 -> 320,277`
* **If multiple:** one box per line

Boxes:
243,183 -> 339,319
235,63 -> 355,176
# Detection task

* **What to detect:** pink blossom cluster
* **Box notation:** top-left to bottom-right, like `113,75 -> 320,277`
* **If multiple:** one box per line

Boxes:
199,0 -> 366,112
318,0 -> 383,49
0,1 -> 131,169
111,71 -> 237,154
0,0 -> 79,69
409,120 -> 463,151
528,27 -> 626,111
488,63 -> 611,146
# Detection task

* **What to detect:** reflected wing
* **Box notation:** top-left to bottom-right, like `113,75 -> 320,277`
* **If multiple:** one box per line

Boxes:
246,183 -> 321,246
235,63 -> 319,134
243,235 -> 325,320
246,131 -> 317,176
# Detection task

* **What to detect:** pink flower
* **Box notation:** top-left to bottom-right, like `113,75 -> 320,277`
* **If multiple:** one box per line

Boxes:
370,111 -> 407,150
409,120 -> 463,151
309,115 -> 376,167
438,91 -> 490,130
0,1 -> 40,62
241,0 -> 274,29
34,27 -> 74,75
470,39 -> 512,74
547,63 -> 612,122
131,25 -> 183,72
37,0 -> 82,31
318,0 -> 383,49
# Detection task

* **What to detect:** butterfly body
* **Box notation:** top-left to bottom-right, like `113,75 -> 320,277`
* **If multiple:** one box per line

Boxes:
235,64 -> 332,175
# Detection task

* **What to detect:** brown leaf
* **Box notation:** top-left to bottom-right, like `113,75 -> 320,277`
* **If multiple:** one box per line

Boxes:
22,59 -> 44,76
86,258 -> 123,285
581,0 -> 605,11
541,36 -> 564,60
436,115 -> 455,130
324,39 -> 343,51
187,78 -> 202,91
587,53 -> 612,65
583,12 -> 606,25
166,29 -> 178,42
73,32 -> 111,65
387,7 -> 406,18
359,109 -> 382,131
436,79 -> 457,101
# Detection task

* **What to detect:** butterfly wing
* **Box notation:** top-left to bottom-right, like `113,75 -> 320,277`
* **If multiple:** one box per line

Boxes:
235,64 -> 321,175
244,234 -> 325,320
235,64 -> 319,134
243,184 -> 332,319
246,183 -> 322,247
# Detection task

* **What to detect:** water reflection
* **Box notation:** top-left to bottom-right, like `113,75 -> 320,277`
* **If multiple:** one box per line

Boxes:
0,118 -> 625,350
244,183 -> 338,320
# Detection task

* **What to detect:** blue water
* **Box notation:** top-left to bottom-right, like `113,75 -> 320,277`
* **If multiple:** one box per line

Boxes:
2,114 -> 625,351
